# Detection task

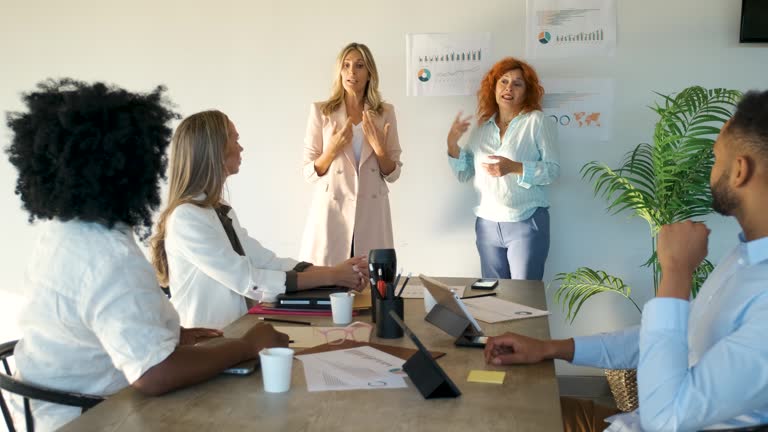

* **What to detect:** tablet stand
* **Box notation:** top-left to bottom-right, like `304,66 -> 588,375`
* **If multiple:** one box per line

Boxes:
402,345 -> 461,399
425,303 -> 483,348
389,311 -> 461,399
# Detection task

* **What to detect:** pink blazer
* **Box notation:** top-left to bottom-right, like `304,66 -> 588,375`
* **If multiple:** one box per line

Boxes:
300,101 -> 403,265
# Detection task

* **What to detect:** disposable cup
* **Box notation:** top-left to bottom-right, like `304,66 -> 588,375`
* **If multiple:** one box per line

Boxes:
259,347 -> 294,393
330,292 -> 354,325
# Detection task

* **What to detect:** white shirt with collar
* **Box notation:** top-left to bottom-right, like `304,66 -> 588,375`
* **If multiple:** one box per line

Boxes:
448,110 -> 560,223
165,200 -> 299,329
12,220 -> 180,432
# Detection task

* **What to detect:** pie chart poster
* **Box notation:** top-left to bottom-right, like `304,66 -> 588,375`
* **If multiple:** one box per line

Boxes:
526,0 -> 617,58
406,33 -> 492,97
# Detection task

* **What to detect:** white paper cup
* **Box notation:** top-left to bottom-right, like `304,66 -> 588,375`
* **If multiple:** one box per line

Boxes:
424,286 -> 438,314
259,347 -> 294,393
330,292 -> 354,325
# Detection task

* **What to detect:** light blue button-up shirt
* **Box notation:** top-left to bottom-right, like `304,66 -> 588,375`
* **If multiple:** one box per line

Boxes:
572,234 -> 768,431
448,110 -> 560,222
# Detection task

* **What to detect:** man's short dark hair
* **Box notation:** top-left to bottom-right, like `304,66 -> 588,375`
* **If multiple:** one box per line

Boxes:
727,90 -> 768,160
6,78 -> 179,235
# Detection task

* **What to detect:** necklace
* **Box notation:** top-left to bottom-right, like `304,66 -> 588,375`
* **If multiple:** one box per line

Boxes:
497,111 -> 520,139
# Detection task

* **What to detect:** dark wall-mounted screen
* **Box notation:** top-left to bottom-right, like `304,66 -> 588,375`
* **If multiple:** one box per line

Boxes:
741,0 -> 768,42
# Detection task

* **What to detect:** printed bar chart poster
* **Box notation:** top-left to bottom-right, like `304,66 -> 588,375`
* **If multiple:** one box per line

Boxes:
526,0 -> 616,58
541,79 -> 615,142
406,33 -> 492,96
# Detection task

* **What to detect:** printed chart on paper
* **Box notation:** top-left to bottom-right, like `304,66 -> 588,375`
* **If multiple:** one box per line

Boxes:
526,0 -> 616,58
406,33 -> 492,96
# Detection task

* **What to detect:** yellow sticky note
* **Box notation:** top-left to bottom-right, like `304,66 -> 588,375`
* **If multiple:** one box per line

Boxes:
467,370 -> 506,384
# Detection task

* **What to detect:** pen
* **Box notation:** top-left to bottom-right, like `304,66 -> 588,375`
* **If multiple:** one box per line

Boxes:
460,293 -> 498,300
259,317 -> 312,326
369,277 -> 381,300
395,273 -> 412,298
393,268 -> 403,292
378,279 -> 387,299
377,269 -> 387,298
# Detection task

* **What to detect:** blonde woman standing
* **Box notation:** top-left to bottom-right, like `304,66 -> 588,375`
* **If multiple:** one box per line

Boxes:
301,42 -> 403,265
151,110 -> 367,329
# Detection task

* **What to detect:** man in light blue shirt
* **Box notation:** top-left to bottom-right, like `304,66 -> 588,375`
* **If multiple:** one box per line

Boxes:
484,89 -> 768,432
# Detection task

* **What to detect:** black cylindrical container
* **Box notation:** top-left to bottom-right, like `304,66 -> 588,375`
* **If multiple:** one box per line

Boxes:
375,296 -> 404,339
369,248 -> 397,323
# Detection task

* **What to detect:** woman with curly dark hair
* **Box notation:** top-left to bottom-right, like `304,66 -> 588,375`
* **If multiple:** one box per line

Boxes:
6,79 -> 288,431
444,57 -> 560,281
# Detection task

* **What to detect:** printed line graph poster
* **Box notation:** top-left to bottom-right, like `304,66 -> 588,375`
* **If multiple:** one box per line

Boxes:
526,0 -> 616,58
406,33 -> 492,96
541,79 -> 614,142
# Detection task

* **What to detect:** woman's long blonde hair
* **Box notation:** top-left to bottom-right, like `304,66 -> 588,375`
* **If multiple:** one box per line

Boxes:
320,42 -> 384,116
150,110 -> 230,287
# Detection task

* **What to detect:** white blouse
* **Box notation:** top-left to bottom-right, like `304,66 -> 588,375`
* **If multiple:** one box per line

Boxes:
352,122 -> 364,166
165,201 -> 299,329
12,220 -> 180,431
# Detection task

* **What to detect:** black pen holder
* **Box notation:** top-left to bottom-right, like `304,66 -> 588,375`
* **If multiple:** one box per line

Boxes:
375,296 -> 404,339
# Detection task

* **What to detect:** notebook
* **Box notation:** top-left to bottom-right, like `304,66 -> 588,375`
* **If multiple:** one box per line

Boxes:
272,287 -> 372,311
274,287 -> 346,310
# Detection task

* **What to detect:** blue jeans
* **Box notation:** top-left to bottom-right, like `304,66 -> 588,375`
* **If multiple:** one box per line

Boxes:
475,207 -> 550,280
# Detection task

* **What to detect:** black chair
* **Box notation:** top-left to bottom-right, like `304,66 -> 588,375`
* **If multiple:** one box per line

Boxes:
0,340 -> 104,432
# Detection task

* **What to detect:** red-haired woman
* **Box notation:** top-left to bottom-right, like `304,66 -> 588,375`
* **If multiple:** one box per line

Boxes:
446,57 -> 559,280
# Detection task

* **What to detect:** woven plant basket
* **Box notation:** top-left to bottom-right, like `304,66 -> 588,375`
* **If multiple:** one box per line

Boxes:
604,369 -> 639,412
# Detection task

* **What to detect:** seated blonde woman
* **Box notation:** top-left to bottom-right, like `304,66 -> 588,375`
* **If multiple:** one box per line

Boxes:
151,110 -> 367,329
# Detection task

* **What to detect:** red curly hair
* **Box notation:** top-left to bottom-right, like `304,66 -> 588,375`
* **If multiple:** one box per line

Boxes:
476,57 -> 544,124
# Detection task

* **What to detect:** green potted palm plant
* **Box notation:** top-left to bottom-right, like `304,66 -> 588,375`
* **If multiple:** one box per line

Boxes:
553,86 -> 742,411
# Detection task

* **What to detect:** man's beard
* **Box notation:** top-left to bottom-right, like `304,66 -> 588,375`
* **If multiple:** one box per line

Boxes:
711,169 -> 739,216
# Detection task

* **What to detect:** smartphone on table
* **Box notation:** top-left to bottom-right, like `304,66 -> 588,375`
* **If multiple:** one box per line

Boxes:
471,279 -> 498,290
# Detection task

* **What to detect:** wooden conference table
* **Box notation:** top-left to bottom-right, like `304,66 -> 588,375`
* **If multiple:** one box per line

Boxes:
60,278 -> 563,432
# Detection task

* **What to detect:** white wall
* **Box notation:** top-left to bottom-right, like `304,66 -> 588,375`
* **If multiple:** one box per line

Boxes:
1,0 -> 765,374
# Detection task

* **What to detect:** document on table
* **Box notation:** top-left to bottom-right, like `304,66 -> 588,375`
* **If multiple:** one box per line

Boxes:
296,346 -> 407,392
462,296 -> 549,323
399,284 -> 466,299
275,323 -> 372,348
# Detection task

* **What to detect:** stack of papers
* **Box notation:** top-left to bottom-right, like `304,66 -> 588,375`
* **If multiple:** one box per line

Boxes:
461,296 -> 549,323
296,346 -> 408,392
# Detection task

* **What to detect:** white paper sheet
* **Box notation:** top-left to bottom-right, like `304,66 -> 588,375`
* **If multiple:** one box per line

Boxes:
398,284 -> 466,299
296,346 -> 407,392
526,0 -> 617,58
406,32 -> 492,96
462,296 -> 550,323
